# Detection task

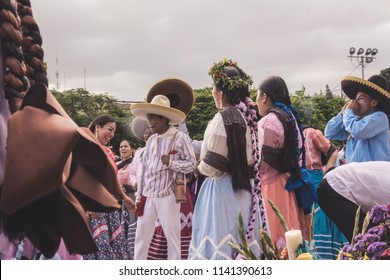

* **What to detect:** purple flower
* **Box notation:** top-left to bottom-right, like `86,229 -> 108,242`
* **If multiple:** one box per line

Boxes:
367,242 -> 387,260
377,225 -> 388,237
341,244 -> 352,257
354,233 -> 364,242
354,240 -> 366,252
367,226 -> 380,235
363,233 -> 380,243
370,205 -> 389,224
367,225 -> 388,238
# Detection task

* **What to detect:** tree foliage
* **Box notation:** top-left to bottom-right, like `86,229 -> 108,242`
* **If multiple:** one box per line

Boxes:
186,88 -> 218,140
52,88 -> 140,153
291,86 -> 346,132
380,66 -> 390,85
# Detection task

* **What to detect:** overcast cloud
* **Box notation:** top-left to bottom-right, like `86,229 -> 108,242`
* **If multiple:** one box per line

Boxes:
32,0 -> 390,101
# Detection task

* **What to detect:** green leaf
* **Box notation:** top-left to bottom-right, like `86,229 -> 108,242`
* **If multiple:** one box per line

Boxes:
237,212 -> 248,248
309,204 -> 315,244
361,211 -> 371,235
268,198 -> 289,232
227,242 -> 247,257
351,206 -> 361,246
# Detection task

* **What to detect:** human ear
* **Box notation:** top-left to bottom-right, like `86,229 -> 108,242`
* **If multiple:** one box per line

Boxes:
261,92 -> 267,105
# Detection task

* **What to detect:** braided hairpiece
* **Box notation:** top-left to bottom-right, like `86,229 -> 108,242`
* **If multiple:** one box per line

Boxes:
208,58 -> 253,91
0,0 -> 47,113
235,97 -> 269,241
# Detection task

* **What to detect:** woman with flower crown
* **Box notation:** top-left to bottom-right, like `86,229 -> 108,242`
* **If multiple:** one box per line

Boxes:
256,76 -> 311,248
188,59 -> 269,259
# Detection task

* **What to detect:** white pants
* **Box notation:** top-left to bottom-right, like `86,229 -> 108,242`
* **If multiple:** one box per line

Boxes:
134,193 -> 181,260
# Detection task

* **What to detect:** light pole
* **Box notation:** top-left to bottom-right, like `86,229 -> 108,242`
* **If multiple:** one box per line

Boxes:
347,47 -> 378,79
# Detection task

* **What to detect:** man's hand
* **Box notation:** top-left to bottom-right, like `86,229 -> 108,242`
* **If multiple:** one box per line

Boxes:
346,99 -> 359,114
341,101 -> 352,115
161,154 -> 170,166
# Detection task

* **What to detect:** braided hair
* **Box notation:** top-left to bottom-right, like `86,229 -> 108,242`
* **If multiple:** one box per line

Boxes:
1,0 -> 47,113
215,65 -> 269,240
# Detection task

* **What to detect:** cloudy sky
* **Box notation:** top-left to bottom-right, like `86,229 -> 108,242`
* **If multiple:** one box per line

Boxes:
32,0 -> 390,102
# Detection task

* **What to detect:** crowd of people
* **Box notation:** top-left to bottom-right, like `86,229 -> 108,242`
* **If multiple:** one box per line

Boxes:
1,2 -> 390,260
1,51 -> 390,260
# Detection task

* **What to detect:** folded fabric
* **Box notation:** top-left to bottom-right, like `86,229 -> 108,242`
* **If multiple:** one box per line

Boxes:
0,83 -> 122,258
136,196 -> 147,217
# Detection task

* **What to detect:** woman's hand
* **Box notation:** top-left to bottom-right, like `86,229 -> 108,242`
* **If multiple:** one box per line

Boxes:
132,182 -> 138,192
123,196 -> 136,212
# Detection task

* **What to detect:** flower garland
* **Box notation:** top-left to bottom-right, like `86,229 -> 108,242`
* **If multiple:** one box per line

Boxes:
208,58 -> 253,90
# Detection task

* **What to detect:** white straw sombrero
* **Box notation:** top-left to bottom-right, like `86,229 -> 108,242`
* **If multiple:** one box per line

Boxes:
130,95 -> 186,125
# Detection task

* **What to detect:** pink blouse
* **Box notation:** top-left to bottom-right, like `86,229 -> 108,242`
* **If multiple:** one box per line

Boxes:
259,112 -> 303,184
304,128 -> 333,170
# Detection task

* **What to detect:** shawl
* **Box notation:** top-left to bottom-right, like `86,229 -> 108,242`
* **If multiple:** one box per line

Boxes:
262,107 -> 301,179
117,157 -> 133,171
220,108 -> 251,193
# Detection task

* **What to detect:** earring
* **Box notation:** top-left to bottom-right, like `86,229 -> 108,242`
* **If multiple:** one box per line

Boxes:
219,93 -> 223,110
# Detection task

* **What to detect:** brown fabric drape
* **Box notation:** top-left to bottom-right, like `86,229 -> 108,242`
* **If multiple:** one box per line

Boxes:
220,108 -> 251,193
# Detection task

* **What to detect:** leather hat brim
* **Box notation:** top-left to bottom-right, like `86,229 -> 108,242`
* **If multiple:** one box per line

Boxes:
146,78 -> 194,115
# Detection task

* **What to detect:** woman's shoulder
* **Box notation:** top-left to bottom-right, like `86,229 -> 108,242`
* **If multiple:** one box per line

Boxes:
260,113 -> 283,131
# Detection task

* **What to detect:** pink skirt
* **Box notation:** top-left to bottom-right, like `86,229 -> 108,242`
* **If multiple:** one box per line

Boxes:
261,175 -> 311,248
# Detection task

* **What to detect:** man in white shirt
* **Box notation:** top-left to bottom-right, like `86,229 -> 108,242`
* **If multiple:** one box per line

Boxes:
130,95 -> 196,260
317,161 -> 390,242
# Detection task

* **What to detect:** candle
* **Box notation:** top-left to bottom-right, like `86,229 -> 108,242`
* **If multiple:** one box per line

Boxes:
285,229 -> 303,260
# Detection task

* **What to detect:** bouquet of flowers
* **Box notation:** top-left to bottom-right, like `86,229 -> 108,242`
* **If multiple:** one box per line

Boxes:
338,204 -> 390,260
229,199 -> 319,260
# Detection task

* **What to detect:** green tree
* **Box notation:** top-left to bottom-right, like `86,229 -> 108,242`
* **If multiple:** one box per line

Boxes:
325,84 -> 333,99
291,86 -> 346,132
186,88 -> 218,140
380,66 -> 390,85
52,88 -> 140,153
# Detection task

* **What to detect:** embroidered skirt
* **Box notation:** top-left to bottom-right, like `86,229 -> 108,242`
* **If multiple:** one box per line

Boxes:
82,212 -> 131,260
188,174 -> 261,259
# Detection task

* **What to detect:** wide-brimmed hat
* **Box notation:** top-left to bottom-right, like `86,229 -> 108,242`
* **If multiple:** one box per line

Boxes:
341,75 -> 390,117
130,95 -> 186,125
0,83 -> 123,257
146,78 -> 194,115
131,117 -> 149,142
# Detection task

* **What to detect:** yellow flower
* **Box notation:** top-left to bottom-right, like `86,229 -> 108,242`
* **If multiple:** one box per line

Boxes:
296,253 -> 313,260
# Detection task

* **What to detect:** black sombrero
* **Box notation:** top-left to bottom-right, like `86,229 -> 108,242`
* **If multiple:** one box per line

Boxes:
341,75 -> 390,117
146,78 -> 194,116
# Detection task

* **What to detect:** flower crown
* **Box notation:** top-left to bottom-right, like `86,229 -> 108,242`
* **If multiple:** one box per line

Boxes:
208,58 -> 253,91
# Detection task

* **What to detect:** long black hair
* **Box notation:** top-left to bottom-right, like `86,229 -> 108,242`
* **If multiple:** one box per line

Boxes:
88,114 -> 116,133
215,65 -> 269,237
259,76 -> 306,179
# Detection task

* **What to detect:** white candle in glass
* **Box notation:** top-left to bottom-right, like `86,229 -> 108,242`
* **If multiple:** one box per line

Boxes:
285,229 -> 303,260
